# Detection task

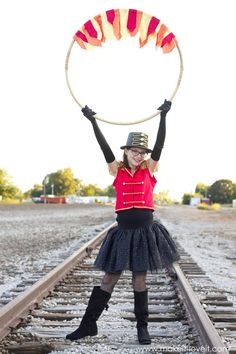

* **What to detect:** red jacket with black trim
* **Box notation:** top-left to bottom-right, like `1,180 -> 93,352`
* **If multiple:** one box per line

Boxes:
113,161 -> 157,212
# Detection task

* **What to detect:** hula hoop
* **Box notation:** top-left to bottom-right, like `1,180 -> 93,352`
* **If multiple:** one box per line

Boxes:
65,9 -> 184,126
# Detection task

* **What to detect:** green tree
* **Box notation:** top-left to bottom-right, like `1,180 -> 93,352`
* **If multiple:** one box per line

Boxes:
234,184 -> 236,199
80,184 -> 103,196
104,185 -> 116,197
44,168 -> 81,196
195,182 -> 209,198
208,179 -> 236,204
154,190 -> 172,205
182,193 -> 193,205
0,169 -> 22,200
25,184 -> 43,198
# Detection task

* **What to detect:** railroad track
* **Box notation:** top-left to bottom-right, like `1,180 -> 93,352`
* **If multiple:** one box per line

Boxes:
0,222 -> 235,354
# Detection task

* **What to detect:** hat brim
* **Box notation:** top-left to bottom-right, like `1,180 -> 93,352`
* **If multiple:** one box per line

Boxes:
120,145 -> 152,153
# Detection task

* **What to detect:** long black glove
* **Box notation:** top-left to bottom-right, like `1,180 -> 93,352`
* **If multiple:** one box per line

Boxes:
151,100 -> 172,161
81,105 -> 115,163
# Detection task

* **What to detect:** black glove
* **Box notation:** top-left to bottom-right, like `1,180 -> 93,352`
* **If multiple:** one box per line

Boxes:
151,100 -> 172,161
157,99 -> 172,115
81,105 -> 96,122
81,105 -> 115,163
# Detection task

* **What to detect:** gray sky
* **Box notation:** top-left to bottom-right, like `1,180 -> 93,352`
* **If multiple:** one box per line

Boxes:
1,0 -> 235,200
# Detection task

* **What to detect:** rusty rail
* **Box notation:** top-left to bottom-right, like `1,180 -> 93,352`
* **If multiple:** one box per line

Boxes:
173,263 -> 229,354
0,222 -> 116,340
0,223 -> 231,354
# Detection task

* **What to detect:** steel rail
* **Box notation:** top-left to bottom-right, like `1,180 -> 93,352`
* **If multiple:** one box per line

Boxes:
173,263 -> 229,354
0,222 -> 116,340
0,223 -> 231,353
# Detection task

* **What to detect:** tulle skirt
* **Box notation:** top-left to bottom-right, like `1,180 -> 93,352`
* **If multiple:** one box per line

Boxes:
94,220 -> 180,273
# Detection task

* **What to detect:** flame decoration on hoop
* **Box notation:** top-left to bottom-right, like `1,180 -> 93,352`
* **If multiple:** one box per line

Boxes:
65,9 -> 183,125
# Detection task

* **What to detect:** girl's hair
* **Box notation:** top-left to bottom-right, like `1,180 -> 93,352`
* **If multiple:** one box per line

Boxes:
122,151 -> 130,169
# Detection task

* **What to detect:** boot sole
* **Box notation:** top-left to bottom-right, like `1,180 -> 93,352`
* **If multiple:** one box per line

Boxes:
66,331 -> 98,341
139,340 -> 152,345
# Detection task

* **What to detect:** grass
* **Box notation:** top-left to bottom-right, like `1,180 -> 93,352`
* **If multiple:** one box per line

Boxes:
0,199 -> 21,205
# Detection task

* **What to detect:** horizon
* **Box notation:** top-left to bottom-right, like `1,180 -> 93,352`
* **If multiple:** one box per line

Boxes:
1,0 -> 235,201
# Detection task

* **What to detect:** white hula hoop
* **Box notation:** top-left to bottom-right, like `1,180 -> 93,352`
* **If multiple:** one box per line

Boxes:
65,38 -> 183,125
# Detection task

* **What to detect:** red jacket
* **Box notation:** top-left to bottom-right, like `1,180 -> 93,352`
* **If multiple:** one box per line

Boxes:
113,162 -> 156,212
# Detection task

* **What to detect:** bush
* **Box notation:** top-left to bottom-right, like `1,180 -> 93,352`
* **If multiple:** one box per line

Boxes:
197,203 -> 210,210
211,203 -> 221,210
197,203 -> 221,211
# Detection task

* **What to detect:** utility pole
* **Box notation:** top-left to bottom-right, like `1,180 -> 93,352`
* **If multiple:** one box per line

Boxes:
43,175 -> 49,205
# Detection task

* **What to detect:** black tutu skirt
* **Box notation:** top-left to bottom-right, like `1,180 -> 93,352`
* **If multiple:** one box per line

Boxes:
94,211 -> 180,273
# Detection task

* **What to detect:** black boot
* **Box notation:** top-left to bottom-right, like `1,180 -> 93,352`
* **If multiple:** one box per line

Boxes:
66,286 -> 111,341
134,290 -> 151,345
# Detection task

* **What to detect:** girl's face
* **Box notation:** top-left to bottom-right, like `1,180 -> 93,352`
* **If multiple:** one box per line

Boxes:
125,148 -> 148,169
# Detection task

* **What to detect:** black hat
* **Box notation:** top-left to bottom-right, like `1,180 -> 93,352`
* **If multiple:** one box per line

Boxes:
120,132 -> 152,153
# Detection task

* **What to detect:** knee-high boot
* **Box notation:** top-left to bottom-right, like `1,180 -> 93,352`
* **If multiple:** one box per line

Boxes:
66,286 -> 111,341
134,290 -> 151,345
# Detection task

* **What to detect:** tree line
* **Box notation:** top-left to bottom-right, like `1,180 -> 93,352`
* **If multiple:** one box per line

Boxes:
182,180 -> 236,204
1,167 -> 236,204
0,168 -> 116,201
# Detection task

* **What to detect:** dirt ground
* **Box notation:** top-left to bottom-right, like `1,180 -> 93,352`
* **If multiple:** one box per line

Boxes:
0,203 -> 235,304
0,204 -> 115,298
156,205 -> 236,303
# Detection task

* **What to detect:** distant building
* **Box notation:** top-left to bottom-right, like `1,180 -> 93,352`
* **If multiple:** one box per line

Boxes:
190,197 -> 201,206
66,195 -> 111,204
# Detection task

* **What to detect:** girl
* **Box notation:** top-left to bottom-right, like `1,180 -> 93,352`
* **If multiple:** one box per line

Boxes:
66,100 -> 180,344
